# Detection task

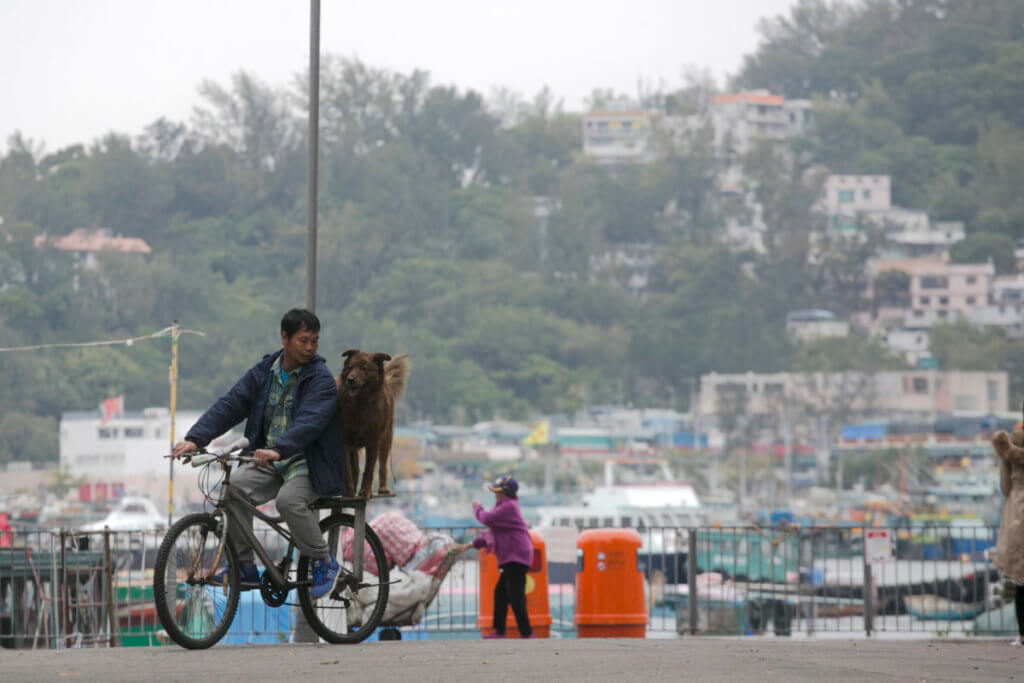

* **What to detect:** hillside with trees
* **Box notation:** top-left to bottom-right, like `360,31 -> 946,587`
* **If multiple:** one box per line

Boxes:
2,0 -> 1024,464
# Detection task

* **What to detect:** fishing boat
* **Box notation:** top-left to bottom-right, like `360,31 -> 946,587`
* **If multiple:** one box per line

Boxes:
904,593 -> 986,620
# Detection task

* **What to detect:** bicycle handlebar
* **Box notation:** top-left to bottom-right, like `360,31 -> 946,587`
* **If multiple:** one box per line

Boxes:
163,436 -> 253,467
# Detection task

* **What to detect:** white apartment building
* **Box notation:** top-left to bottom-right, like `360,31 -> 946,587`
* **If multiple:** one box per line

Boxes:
709,92 -> 812,159
885,220 -> 965,258
588,242 -> 655,296
581,110 -> 651,162
59,407 -> 228,507
878,329 -> 932,366
785,310 -> 850,341
823,174 -> 892,216
697,370 -> 1008,419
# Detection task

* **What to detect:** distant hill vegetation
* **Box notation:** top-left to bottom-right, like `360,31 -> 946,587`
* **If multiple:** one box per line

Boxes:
2,1 -> 1024,463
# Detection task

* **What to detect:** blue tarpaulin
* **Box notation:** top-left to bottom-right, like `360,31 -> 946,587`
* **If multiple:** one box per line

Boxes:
204,587 -> 295,645
840,424 -> 886,441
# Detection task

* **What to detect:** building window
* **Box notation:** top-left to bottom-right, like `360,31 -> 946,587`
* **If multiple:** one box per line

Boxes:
966,276 -> 976,284
920,276 -> 948,289
938,296 -> 949,305
913,310 -> 924,318
124,427 -> 144,438
838,190 -> 854,203
98,428 -> 117,439
912,378 -> 929,394
989,380 -> 999,402
920,296 -> 930,305
863,190 -> 871,200
967,296 -> 976,305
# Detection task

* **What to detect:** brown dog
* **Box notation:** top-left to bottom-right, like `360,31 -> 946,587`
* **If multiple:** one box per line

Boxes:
335,350 -> 411,498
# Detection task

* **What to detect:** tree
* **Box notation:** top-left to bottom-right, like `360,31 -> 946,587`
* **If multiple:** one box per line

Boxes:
873,269 -> 911,309
950,232 -> 1016,273
0,412 -> 58,464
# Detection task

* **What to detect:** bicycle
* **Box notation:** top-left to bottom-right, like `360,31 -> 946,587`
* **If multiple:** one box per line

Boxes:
152,438 -> 391,649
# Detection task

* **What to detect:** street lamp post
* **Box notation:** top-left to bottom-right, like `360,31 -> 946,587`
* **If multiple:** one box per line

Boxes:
306,0 -> 320,312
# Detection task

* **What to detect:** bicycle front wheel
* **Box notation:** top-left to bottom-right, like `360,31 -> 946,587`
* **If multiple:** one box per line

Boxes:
153,512 -> 241,649
297,513 -> 390,643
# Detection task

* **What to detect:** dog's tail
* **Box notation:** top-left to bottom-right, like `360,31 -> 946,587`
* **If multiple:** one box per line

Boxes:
385,354 -> 411,402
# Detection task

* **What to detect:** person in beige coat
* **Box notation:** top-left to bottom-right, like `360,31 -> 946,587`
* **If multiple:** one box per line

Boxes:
991,427 -> 1024,645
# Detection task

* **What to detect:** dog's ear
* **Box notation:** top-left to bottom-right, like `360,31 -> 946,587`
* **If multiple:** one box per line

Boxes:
372,352 -> 392,371
342,349 -> 359,362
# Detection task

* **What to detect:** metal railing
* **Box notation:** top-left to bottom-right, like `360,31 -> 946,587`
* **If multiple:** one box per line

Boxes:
643,524 -> 1005,638
0,524 -> 1013,647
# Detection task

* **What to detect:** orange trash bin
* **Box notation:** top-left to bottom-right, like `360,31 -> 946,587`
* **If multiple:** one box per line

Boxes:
477,530 -> 551,638
575,529 -> 647,638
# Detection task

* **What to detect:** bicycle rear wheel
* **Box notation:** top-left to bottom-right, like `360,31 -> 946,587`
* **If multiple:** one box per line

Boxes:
153,512 -> 241,649
297,513 -> 390,643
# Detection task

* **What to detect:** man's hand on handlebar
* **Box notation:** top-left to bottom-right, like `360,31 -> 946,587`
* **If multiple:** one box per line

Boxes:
253,449 -> 280,466
171,440 -> 198,459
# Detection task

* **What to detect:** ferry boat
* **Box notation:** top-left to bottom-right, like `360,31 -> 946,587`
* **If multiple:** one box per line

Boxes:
535,458 -> 705,583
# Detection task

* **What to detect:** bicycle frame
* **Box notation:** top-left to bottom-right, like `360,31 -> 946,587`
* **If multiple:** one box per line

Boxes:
204,458 -> 374,592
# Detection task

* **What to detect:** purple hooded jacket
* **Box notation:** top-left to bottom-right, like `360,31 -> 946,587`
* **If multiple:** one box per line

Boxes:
472,497 -> 533,568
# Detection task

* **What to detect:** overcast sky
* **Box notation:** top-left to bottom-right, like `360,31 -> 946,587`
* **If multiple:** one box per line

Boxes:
0,0 -> 798,153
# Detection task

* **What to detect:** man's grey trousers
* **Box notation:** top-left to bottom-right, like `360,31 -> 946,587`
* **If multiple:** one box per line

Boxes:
225,464 -> 329,565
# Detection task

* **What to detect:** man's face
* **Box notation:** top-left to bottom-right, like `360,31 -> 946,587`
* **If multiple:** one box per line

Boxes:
281,326 -> 319,367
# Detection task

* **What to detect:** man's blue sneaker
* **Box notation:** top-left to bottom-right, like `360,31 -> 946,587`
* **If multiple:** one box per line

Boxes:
211,563 -> 259,588
309,555 -> 340,600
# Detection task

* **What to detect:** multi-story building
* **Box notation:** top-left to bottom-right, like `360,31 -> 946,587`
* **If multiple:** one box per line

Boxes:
870,257 -> 997,328
696,370 -> 1008,421
878,329 -> 932,366
822,175 -> 892,217
885,221 -> 965,259
785,309 -> 850,342
709,91 -> 812,159
59,407 -> 225,507
581,110 -> 652,163
588,242 -> 655,296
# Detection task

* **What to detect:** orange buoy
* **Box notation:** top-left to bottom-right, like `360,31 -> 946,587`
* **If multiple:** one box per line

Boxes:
575,529 -> 647,638
477,529 -> 551,638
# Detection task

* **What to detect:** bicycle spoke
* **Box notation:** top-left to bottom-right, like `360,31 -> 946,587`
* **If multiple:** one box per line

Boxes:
297,513 -> 390,643
154,514 -> 240,649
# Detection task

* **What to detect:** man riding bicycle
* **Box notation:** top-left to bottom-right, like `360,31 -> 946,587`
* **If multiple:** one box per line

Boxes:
171,308 -> 344,599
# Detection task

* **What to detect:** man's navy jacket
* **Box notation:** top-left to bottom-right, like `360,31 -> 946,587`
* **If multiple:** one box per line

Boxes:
185,350 -> 346,496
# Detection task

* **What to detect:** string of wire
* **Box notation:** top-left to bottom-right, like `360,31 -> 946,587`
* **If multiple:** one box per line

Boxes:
0,327 -> 206,353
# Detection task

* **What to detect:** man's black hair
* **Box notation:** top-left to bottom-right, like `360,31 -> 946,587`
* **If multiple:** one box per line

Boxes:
281,308 -> 320,338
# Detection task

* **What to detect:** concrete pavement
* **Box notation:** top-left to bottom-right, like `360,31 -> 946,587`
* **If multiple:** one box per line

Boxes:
3,637 -> 1022,682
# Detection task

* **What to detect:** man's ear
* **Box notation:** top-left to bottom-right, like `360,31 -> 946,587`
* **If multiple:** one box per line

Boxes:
372,352 -> 392,370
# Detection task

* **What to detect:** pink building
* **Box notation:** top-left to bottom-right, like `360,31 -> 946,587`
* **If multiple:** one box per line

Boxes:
872,257 -> 995,326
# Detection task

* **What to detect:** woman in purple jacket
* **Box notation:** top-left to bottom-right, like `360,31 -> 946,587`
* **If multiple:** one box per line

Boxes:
472,474 -> 534,638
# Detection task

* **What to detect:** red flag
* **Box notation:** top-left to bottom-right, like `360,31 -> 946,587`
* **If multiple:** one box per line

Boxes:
101,396 -> 123,423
